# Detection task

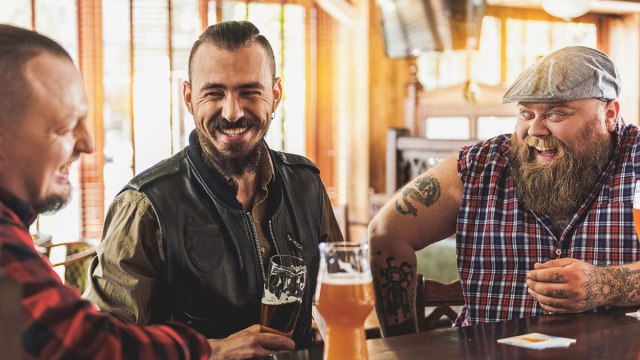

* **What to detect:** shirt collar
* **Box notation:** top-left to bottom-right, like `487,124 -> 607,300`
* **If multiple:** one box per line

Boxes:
0,187 -> 37,227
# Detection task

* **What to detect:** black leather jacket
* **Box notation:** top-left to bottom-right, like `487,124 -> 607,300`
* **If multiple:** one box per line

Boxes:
125,140 -> 329,348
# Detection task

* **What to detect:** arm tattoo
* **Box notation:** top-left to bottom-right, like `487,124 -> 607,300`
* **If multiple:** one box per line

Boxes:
378,256 -> 414,319
581,266 -> 640,308
395,175 -> 441,217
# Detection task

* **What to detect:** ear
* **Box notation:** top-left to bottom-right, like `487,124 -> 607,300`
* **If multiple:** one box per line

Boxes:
604,99 -> 620,133
272,77 -> 283,111
183,80 -> 194,114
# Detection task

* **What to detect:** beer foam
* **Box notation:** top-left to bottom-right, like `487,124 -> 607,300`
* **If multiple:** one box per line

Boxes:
262,289 -> 302,305
321,273 -> 372,285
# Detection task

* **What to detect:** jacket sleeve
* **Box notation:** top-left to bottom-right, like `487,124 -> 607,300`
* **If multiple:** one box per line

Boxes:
83,189 -> 163,325
319,185 -> 344,243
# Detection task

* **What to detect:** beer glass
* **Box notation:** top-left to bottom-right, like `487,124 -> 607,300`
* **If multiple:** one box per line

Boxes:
634,180 -> 640,238
260,255 -> 307,337
315,242 -> 374,360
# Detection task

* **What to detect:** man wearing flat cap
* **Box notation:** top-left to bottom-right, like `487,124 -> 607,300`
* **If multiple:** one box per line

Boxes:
369,46 -> 640,337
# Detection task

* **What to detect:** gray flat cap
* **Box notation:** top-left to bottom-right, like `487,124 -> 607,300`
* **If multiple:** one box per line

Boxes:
503,46 -> 620,103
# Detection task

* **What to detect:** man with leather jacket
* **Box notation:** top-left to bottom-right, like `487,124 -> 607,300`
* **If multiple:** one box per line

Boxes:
84,21 -> 343,359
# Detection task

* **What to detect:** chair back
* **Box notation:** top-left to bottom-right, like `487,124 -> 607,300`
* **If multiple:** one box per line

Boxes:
415,273 -> 465,332
40,239 -> 97,293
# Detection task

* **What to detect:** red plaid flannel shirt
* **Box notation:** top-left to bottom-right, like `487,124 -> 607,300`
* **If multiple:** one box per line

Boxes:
0,193 -> 211,360
455,121 -> 640,325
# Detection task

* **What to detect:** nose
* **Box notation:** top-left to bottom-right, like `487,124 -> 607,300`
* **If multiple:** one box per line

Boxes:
527,115 -> 550,138
74,122 -> 95,154
221,95 -> 244,122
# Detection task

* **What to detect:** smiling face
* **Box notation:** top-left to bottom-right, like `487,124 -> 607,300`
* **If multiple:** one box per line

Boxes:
183,42 -> 282,176
514,98 -> 617,164
0,53 -> 94,213
509,98 -> 619,216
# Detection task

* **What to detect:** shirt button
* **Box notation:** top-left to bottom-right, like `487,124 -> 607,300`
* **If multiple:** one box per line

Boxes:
555,248 -> 562,257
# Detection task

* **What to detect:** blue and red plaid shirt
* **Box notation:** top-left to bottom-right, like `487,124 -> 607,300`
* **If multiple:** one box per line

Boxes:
455,121 -> 640,325
0,190 -> 211,359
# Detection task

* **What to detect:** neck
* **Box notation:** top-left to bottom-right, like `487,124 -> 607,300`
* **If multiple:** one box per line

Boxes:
234,171 -> 259,211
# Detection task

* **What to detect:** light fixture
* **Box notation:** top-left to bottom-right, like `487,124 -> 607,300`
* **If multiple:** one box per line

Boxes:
542,0 -> 594,21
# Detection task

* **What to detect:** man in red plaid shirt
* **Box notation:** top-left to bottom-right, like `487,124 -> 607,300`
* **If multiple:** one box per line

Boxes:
370,46 -> 640,337
0,24 -> 293,359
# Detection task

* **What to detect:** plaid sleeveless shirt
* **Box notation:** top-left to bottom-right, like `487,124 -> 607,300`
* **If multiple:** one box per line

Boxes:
455,121 -> 640,325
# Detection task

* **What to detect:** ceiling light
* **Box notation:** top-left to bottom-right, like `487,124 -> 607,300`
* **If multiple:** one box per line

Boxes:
542,0 -> 594,21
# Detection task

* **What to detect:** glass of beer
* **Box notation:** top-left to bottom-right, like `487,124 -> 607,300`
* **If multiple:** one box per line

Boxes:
260,255 -> 307,337
315,242 -> 374,360
634,180 -> 640,238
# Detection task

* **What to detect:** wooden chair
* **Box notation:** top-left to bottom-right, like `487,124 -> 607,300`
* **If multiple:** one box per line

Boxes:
36,238 -> 98,292
415,273 -> 465,332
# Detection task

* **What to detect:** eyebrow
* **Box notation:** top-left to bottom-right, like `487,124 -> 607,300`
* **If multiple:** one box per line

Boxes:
199,82 -> 265,94
517,102 -> 578,110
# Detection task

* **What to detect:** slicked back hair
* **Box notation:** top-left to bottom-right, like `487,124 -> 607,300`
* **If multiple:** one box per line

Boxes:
0,24 -> 72,129
187,21 -> 276,82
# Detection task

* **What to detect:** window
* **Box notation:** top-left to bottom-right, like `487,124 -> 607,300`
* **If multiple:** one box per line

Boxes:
415,13 -> 598,140
6,0 -> 343,243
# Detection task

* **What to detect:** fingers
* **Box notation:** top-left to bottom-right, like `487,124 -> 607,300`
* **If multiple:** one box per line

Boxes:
533,258 -> 575,270
526,279 -> 570,299
527,268 -> 570,283
527,288 -> 580,313
208,326 -> 295,360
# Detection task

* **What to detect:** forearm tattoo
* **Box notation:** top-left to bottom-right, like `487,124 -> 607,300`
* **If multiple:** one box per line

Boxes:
376,254 -> 414,325
395,175 -> 441,217
581,266 -> 640,308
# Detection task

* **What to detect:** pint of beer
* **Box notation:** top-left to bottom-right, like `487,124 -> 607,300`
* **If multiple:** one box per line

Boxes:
260,255 -> 306,337
315,242 -> 374,360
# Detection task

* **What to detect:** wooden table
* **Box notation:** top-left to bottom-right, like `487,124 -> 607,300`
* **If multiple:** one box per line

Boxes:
269,308 -> 640,359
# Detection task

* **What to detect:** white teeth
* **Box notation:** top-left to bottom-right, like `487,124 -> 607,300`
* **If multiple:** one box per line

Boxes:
535,146 -> 555,152
221,127 -> 247,136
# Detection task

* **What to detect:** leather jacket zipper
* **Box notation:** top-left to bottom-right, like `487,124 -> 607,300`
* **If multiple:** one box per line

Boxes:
247,211 -> 266,283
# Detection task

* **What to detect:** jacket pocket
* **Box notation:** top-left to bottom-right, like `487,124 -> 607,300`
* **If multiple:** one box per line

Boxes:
184,225 -> 222,272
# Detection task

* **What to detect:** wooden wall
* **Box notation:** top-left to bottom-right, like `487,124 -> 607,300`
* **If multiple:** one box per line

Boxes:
368,0 -> 414,193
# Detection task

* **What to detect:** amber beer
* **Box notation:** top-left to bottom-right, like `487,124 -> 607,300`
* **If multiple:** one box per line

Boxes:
260,297 -> 302,337
315,274 -> 375,360
634,208 -> 640,239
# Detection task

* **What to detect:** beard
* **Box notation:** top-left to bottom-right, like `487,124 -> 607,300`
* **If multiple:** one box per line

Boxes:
197,115 -> 266,178
509,119 -> 613,218
33,193 -> 69,214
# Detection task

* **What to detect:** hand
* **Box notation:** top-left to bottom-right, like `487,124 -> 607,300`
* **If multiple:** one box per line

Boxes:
526,258 -> 597,313
207,324 -> 295,360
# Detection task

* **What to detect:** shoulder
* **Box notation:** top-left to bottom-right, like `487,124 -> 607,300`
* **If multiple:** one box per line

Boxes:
460,134 -> 511,159
127,150 -> 187,191
458,134 -> 511,178
270,150 -> 320,174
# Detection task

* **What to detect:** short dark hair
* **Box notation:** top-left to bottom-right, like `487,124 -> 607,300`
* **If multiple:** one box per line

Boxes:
0,25 -> 72,128
187,21 -> 276,82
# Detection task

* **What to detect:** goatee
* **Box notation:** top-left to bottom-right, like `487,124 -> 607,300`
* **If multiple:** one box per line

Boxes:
197,127 -> 263,178
33,194 -> 69,214
509,125 -> 612,218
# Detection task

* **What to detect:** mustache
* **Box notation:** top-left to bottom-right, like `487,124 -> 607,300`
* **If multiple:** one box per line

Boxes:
211,115 -> 257,130
525,135 -> 563,149
522,135 -> 568,161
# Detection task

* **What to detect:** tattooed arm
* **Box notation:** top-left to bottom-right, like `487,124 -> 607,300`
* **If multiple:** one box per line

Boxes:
527,258 -> 640,313
368,155 -> 463,337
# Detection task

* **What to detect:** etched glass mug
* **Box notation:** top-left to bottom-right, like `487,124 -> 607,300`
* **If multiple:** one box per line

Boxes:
260,255 -> 307,337
315,242 -> 375,360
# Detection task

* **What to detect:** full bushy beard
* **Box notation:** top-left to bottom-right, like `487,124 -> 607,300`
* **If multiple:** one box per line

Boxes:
197,115 -> 265,178
509,119 -> 613,218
